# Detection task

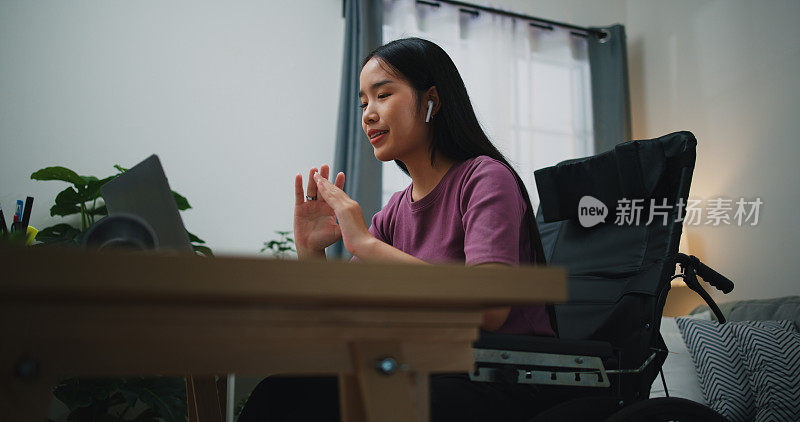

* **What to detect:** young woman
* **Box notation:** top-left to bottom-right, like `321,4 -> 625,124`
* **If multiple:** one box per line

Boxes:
240,37 -> 556,422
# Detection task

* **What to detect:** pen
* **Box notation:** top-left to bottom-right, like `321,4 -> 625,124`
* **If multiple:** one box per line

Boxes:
21,196 -> 33,233
14,200 -> 23,222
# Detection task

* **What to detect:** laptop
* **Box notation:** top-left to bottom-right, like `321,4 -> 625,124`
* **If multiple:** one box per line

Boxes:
100,154 -> 193,254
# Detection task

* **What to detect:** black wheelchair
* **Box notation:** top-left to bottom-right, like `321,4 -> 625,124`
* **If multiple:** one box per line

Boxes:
471,131 -> 735,421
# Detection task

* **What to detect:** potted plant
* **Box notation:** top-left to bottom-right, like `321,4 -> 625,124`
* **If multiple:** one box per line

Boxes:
31,163 -> 212,421
31,164 -> 211,256
260,230 -> 296,258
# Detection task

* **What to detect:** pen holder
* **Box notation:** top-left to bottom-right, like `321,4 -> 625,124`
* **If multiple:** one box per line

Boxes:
2,223 -> 36,246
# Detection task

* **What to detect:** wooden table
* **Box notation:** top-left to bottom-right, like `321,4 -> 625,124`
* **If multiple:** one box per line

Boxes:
0,247 -> 565,421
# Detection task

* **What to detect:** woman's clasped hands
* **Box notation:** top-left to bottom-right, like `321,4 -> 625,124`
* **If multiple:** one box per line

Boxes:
293,164 -> 373,259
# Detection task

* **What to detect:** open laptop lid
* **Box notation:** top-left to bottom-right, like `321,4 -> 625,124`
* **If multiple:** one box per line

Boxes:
101,154 -> 193,254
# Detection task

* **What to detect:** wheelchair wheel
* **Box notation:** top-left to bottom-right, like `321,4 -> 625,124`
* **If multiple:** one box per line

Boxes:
604,397 -> 727,422
528,396 -> 622,421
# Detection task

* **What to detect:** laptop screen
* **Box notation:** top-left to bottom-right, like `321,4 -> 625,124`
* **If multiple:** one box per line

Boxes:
101,154 -> 193,254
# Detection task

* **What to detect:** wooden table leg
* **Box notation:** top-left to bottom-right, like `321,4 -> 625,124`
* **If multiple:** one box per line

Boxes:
339,373 -> 367,422
187,375 -> 199,422
410,372 -> 430,422
347,341 -> 430,422
0,353 -> 54,422
187,375 -> 223,422
216,375 -> 227,419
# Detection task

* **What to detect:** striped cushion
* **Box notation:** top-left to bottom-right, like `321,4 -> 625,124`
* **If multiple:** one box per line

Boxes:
676,318 -> 798,422
675,318 -> 755,421
730,321 -> 800,422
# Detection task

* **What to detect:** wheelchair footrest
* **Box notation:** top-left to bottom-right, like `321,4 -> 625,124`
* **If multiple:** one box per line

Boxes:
470,348 -> 611,387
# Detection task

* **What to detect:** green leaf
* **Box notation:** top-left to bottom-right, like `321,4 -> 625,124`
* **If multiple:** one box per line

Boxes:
192,244 -> 213,257
83,175 -> 117,202
50,202 -> 81,217
120,377 -> 186,422
172,191 -> 191,211
130,409 -> 158,422
186,231 -> 205,244
260,230 -> 296,255
36,223 -> 82,245
63,390 -> 126,421
113,164 -> 128,173
53,378 -> 123,412
30,166 -> 86,187
81,175 -> 99,184
54,186 -> 81,206
88,204 -> 108,216
118,381 -> 140,410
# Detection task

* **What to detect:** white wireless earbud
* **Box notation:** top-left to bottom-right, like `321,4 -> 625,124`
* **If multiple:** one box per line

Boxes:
425,100 -> 434,123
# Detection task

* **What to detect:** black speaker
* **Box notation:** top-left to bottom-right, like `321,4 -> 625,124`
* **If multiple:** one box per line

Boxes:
82,213 -> 157,251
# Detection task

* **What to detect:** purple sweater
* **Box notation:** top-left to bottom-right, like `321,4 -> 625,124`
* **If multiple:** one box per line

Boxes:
351,155 -> 555,336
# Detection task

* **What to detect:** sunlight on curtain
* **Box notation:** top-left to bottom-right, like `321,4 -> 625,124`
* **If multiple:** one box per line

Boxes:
380,0 -> 594,208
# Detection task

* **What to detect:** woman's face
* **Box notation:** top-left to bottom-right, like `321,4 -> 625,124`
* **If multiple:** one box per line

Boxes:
359,58 -> 429,162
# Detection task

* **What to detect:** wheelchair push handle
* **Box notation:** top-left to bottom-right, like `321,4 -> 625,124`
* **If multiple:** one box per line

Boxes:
673,253 -> 732,323
684,254 -> 734,294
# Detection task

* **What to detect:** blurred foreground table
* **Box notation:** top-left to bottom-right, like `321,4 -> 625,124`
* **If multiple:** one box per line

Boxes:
0,247 -> 565,422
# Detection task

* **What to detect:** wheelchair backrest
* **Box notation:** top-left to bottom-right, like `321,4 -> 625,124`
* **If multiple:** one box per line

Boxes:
534,131 -> 697,399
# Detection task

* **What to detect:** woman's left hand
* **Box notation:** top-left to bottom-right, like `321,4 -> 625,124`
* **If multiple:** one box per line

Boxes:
313,170 -> 374,256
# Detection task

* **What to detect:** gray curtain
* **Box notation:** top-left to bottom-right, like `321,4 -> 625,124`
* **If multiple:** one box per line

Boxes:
327,0 -> 383,260
588,24 -> 632,153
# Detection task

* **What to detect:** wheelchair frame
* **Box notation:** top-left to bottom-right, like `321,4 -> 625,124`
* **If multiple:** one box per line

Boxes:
469,132 -> 733,421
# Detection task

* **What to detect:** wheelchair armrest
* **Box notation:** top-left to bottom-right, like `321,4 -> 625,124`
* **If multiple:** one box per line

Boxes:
473,331 -> 614,359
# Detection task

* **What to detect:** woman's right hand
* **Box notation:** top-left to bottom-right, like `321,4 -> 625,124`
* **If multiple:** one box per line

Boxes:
293,164 -> 346,256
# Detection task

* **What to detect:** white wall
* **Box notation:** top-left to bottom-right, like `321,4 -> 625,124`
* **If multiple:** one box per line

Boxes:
625,0 -> 800,301
0,0 -> 344,255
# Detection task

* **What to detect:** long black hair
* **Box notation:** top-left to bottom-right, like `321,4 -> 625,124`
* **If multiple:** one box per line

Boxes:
362,37 -> 546,266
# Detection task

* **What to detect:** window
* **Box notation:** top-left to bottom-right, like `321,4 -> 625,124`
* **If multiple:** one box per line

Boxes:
381,0 -> 594,208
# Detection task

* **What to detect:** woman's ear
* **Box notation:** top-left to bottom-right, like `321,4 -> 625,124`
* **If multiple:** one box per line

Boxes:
425,86 -> 440,116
